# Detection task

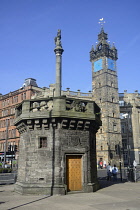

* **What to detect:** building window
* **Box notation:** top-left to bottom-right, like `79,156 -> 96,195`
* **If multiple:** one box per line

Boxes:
9,130 -> 11,138
39,137 -> 47,148
119,100 -> 124,106
12,96 -> 18,104
122,139 -> 127,149
11,107 -> 15,114
11,129 -> 16,138
120,113 -> 123,119
2,109 -> 9,117
123,151 -> 128,161
23,92 -> 26,100
121,123 -> 126,133
10,118 -> 14,126
113,124 -> 117,131
21,92 -> 26,100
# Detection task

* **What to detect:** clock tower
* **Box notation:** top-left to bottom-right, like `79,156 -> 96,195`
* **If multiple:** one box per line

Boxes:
90,27 -> 122,166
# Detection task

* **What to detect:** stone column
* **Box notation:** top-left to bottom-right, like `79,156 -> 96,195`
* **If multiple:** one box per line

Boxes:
54,30 -> 64,97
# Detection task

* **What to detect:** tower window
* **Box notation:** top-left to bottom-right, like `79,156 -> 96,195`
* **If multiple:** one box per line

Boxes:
39,137 -> 47,148
113,124 -> 117,131
99,83 -> 101,87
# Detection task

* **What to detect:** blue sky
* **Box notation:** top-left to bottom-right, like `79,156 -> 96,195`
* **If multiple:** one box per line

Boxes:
0,0 -> 140,94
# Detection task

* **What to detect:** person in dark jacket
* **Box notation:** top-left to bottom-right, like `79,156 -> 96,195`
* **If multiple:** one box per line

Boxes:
112,164 -> 118,181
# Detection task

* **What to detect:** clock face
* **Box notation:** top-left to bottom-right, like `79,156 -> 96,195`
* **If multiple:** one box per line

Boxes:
107,58 -> 115,71
94,59 -> 102,72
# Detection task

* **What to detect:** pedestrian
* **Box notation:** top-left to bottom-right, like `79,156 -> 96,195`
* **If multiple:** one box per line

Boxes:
103,160 -> 107,168
112,164 -> 118,181
99,160 -> 103,169
133,160 -> 137,168
107,163 -> 112,181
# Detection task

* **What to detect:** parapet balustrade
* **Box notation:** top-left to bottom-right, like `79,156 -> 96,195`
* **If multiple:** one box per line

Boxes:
15,97 -> 100,120
15,98 -> 54,117
33,88 -> 93,99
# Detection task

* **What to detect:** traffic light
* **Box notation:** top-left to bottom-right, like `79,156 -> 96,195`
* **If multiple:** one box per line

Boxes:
8,145 -> 11,152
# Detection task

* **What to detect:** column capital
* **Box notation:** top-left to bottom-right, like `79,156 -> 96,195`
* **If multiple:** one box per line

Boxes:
54,47 -> 64,55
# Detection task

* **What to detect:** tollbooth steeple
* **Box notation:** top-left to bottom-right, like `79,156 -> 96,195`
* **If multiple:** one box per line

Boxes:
90,22 -> 122,166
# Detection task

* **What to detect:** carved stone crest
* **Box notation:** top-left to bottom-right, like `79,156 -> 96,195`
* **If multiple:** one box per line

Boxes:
66,100 -> 87,112
68,136 -> 81,146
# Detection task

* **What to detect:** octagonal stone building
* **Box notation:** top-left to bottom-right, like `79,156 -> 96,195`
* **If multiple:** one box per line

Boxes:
14,30 -> 101,195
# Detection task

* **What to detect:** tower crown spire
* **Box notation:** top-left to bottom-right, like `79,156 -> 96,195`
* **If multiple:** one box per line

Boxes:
90,22 -> 118,61
98,28 -> 108,42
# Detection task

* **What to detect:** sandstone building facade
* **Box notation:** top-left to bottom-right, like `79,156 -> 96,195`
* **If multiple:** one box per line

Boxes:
0,78 -> 42,162
119,92 -> 140,166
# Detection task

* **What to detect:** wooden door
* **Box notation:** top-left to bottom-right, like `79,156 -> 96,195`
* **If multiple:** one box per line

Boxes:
66,155 -> 82,191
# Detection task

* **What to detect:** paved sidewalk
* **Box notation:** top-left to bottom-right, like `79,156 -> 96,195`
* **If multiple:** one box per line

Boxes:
0,181 -> 140,210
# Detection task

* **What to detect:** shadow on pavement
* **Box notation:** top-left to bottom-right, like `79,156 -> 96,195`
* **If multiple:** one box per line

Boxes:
6,195 -> 51,210
98,176 -> 128,189
97,168 -> 129,189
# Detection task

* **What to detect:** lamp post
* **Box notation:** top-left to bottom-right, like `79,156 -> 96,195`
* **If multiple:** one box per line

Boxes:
127,144 -> 131,167
119,144 -> 122,182
4,119 -> 9,168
